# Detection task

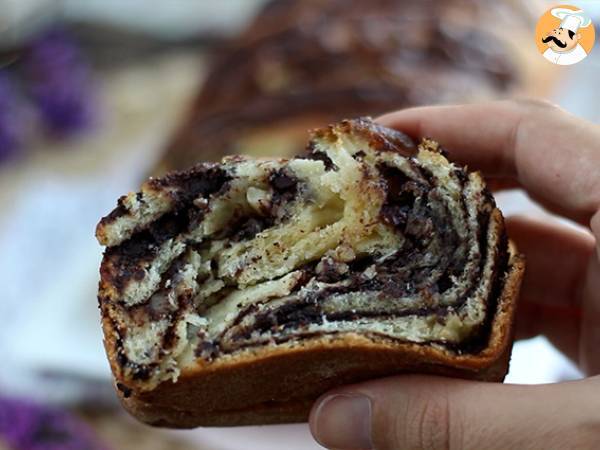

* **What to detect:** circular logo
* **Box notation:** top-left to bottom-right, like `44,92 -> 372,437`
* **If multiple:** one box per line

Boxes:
535,5 -> 595,66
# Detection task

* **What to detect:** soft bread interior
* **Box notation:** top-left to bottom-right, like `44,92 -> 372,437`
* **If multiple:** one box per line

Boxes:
97,119 -> 508,390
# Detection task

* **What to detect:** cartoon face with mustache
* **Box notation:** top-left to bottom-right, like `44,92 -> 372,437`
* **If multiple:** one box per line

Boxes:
542,27 -> 580,53
539,7 -> 592,65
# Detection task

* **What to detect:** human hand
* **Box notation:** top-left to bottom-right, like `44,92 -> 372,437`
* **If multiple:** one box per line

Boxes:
309,99 -> 600,450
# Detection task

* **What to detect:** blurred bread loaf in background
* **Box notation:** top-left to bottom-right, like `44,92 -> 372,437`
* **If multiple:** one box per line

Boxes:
156,0 -> 553,174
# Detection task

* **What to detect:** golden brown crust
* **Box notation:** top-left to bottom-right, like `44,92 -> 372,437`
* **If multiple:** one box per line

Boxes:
106,242 -> 523,427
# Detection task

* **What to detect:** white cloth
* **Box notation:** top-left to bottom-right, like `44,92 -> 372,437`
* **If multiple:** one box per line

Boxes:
543,43 -> 588,65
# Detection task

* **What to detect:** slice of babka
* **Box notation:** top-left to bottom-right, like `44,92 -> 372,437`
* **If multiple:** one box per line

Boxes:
96,118 -> 523,427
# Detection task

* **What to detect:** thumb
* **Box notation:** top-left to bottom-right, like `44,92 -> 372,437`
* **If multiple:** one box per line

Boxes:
309,375 -> 600,450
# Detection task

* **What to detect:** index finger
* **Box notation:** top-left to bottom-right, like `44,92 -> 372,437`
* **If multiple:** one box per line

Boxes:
377,99 -> 600,225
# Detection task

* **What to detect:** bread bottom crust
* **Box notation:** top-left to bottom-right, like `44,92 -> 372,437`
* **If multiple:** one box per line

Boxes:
112,244 -> 523,428
122,347 -> 512,427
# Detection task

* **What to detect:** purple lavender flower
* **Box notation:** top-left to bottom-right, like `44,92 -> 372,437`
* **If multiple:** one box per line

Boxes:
23,27 -> 96,136
0,72 -> 26,161
0,396 -> 109,450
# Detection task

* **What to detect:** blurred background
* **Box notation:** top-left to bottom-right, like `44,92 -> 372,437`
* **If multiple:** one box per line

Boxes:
0,0 -> 597,448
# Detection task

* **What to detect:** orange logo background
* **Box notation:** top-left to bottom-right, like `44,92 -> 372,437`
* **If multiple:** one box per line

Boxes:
535,4 -> 595,55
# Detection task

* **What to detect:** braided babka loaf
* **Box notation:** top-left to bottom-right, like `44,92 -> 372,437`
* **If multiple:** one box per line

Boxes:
97,119 -> 523,427
157,0 -> 538,173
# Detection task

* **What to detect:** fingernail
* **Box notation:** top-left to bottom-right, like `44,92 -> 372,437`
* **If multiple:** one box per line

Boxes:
312,393 -> 373,450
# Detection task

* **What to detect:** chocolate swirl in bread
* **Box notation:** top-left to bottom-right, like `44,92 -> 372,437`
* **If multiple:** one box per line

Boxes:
97,119 -> 523,426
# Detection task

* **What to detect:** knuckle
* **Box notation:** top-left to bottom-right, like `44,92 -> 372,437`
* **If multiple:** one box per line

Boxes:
513,97 -> 559,112
393,389 -> 456,450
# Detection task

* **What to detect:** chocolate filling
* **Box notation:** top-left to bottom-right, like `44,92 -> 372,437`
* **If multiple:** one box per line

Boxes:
148,166 -> 230,207
302,148 -> 338,171
269,168 -> 299,208
229,215 -> 275,242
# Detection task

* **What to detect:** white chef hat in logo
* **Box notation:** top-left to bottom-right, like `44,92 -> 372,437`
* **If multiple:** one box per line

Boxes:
551,8 -> 592,33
